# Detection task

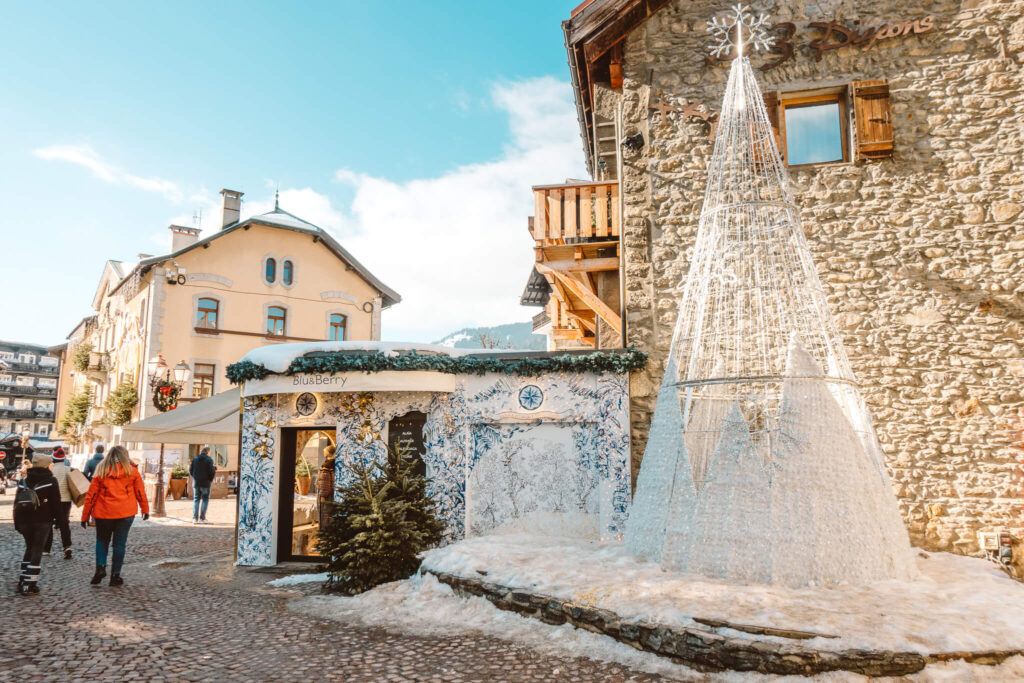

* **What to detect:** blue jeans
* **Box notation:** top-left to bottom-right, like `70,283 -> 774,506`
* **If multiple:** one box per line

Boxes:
193,486 -> 211,520
95,516 -> 134,575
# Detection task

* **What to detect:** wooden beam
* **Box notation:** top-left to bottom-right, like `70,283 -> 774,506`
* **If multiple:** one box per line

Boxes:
537,257 -> 619,273
568,312 -> 597,334
537,263 -> 622,334
552,327 -> 583,341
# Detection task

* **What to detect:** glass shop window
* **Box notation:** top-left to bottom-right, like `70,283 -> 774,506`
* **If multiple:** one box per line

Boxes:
781,94 -> 847,166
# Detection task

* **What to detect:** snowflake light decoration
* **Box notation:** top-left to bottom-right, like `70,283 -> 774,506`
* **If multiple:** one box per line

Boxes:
707,4 -> 774,58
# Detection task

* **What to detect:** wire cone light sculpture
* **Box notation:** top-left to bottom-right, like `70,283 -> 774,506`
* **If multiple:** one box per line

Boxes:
625,5 -> 916,586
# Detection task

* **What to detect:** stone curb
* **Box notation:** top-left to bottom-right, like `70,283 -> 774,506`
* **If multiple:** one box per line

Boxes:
425,569 -> 1022,677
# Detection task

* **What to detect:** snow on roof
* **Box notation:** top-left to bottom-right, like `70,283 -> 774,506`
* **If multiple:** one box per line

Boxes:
240,341 -> 480,374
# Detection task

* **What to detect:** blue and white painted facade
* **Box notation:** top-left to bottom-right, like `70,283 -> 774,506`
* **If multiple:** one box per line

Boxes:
236,355 -> 632,566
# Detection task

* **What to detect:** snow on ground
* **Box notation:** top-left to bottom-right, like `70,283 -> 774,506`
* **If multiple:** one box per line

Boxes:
284,572 -> 1024,682
268,572 -> 329,587
289,572 -> 698,680
420,534 -> 1024,656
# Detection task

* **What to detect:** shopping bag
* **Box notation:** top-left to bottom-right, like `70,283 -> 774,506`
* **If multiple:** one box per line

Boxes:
67,469 -> 89,506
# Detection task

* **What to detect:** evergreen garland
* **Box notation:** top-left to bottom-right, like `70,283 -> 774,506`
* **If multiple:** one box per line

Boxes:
316,447 -> 444,594
226,347 -> 647,384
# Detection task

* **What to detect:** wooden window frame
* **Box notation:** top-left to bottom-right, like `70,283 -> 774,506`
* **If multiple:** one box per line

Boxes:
778,91 -> 849,169
196,297 -> 220,332
265,257 -> 277,284
328,313 -> 347,341
282,260 -> 294,286
267,306 -> 287,337
192,363 -> 216,399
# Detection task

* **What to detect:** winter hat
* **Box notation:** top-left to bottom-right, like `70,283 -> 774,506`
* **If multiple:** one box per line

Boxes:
51,447 -> 66,462
31,454 -> 52,468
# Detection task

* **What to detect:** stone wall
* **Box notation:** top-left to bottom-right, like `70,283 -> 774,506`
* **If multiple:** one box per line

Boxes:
602,0 -> 1024,560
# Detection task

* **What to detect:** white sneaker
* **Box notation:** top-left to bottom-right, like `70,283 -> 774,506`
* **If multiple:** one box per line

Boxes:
192,518 -> 198,524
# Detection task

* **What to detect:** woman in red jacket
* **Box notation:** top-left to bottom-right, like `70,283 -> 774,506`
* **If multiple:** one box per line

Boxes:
81,445 -> 149,586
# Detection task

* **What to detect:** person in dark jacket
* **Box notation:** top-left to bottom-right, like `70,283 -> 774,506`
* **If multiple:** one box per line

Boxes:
14,454 -> 61,595
83,444 -> 105,480
189,447 -> 216,524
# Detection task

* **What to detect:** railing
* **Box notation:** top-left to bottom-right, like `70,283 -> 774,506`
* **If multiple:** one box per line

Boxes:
6,362 -> 58,375
532,310 -> 551,332
0,385 -> 56,397
531,180 -> 620,244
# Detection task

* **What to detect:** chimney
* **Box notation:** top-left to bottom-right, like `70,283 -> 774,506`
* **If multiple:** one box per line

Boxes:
220,188 -> 243,229
169,225 -> 201,253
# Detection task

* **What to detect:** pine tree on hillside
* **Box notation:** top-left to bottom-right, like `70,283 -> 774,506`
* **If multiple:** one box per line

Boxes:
317,446 -> 444,594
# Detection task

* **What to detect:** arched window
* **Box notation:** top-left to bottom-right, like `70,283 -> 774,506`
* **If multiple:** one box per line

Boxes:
196,298 -> 219,331
329,314 -> 347,341
282,260 -> 294,286
265,258 -> 276,283
267,306 -> 287,336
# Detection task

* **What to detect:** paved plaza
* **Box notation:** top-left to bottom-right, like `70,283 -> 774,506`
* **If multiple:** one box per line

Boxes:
0,495 -> 670,682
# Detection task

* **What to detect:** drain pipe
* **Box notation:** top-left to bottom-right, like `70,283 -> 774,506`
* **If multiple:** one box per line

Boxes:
616,101 -> 628,349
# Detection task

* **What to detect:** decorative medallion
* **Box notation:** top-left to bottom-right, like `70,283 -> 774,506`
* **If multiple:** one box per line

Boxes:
295,392 -> 318,416
518,384 -> 544,411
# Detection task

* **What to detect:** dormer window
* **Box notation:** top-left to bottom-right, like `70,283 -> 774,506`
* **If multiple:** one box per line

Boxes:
265,258 -> 277,283
282,260 -> 294,286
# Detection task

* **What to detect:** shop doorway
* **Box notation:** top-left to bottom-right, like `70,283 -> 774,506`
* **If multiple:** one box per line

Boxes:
388,411 -> 427,478
277,427 -> 335,562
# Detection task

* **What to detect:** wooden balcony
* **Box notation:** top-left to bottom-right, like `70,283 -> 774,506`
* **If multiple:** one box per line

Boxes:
531,180 -> 620,244
529,180 -> 622,347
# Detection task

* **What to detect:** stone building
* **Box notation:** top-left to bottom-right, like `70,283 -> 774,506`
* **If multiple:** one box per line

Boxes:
0,340 -> 60,439
529,0 -> 1024,560
55,189 -> 399,468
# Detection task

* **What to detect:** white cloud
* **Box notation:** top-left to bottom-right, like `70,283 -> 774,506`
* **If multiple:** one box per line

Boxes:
33,143 -> 184,203
259,77 -> 587,342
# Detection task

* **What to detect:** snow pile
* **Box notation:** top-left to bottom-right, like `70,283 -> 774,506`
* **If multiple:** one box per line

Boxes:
290,573 -> 694,680
421,534 -> 1024,655
268,572 -> 329,587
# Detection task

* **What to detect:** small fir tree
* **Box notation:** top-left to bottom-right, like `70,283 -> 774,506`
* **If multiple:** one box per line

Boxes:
317,447 -> 443,594
58,386 -> 94,444
71,343 -> 93,372
104,380 -> 138,425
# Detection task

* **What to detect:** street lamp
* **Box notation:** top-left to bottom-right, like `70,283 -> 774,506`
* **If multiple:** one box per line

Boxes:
147,356 -> 190,517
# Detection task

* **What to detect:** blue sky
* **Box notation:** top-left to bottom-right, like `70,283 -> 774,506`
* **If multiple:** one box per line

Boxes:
0,1 -> 586,346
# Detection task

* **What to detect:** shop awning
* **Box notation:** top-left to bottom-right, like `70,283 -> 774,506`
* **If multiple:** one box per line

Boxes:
121,388 -> 240,445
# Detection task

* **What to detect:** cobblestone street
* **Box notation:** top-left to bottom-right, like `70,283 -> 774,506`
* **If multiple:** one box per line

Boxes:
0,495 -> 672,682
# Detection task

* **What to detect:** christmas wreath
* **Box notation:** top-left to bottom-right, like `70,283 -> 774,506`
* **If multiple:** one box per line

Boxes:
152,380 -> 180,412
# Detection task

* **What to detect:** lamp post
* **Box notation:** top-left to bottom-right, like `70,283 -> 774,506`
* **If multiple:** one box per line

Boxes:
147,355 -> 191,517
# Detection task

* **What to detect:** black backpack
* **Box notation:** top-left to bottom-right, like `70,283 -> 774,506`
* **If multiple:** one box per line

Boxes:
14,480 -> 40,514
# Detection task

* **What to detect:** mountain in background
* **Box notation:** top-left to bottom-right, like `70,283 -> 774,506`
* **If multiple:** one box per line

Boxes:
433,321 -> 545,350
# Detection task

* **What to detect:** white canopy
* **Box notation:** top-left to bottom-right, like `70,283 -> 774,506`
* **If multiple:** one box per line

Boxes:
121,388 -> 240,445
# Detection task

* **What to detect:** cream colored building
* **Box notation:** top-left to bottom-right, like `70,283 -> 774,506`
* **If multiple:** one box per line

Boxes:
56,189 -> 399,467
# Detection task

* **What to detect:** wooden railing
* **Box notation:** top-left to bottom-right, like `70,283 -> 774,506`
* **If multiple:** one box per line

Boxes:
531,181 -> 619,243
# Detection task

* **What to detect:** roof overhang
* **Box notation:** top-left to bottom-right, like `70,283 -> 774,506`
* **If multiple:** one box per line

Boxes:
564,0 -> 674,175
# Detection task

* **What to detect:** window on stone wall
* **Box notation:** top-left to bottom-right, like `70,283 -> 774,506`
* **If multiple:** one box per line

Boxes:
778,92 -> 848,167
265,258 -> 276,284
282,260 -> 294,286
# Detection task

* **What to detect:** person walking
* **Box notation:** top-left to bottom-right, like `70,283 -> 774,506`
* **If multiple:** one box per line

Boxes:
46,447 -> 74,560
81,445 -> 149,587
13,454 -> 61,595
189,447 -> 216,524
317,446 -> 336,526
83,444 -> 105,481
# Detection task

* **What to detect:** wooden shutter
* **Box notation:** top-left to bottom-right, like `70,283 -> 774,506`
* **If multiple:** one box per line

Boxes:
757,91 -> 784,165
852,80 -> 893,160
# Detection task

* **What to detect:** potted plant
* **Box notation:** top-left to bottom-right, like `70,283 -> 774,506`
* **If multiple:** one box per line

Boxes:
169,463 -> 188,499
295,458 -> 312,495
